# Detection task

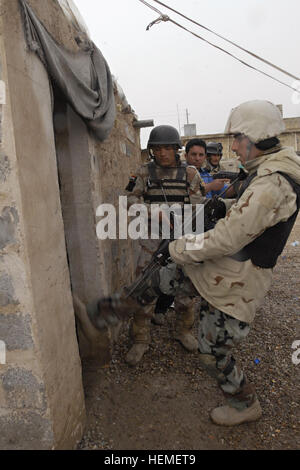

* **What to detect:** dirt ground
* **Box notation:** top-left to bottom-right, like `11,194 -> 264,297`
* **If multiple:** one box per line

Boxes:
78,217 -> 300,451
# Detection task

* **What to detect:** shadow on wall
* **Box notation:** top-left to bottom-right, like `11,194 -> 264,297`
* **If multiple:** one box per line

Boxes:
53,86 -> 113,364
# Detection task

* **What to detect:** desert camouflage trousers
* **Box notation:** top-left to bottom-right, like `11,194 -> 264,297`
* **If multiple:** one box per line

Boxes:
132,239 -> 256,409
198,300 -> 255,410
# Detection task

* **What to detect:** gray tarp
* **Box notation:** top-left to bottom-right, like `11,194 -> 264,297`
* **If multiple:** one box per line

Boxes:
19,0 -> 116,141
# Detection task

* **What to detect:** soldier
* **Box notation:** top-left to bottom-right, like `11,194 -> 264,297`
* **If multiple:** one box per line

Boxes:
125,125 -> 206,366
206,141 -> 223,174
167,100 -> 300,425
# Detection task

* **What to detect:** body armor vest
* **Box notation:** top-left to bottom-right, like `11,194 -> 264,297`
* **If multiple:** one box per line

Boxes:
231,171 -> 300,268
144,161 -> 190,205
205,162 -> 220,175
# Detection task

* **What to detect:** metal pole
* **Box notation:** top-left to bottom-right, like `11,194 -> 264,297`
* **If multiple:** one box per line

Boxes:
177,104 -> 181,135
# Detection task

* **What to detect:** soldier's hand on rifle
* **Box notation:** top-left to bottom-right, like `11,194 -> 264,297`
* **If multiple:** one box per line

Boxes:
204,197 -> 226,230
154,239 -> 171,266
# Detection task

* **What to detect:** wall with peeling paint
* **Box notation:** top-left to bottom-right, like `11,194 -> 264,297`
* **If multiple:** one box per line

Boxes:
0,0 -> 88,449
0,0 -> 144,449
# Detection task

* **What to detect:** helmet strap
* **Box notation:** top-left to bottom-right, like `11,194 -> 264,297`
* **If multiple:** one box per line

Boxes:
255,137 -> 279,151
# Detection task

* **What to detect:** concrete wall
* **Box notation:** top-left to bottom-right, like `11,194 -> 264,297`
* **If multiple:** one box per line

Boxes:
0,0 -> 144,449
0,0 -> 88,449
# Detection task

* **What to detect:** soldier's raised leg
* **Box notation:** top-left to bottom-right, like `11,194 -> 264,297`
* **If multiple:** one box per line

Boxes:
198,300 -> 262,426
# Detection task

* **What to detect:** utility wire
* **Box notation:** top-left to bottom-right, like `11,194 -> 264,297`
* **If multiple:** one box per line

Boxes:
137,0 -> 299,93
152,0 -> 300,82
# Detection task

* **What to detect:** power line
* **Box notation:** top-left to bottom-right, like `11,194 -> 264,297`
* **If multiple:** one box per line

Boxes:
137,0 -> 299,93
152,0 -> 300,82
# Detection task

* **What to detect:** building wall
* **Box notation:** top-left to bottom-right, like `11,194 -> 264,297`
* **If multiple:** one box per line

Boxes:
54,88 -> 142,360
0,0 -> 87,449
89,92 -> 142,294
0,0 -> 143,449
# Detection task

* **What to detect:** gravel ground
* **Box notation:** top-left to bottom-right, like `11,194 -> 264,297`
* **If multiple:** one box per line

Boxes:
78,216 -> 300,451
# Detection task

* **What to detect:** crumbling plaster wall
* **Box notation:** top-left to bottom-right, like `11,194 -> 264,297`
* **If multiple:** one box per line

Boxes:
0,0 -> 144,449
0,0 -> 88,450
0,0 -> 145,449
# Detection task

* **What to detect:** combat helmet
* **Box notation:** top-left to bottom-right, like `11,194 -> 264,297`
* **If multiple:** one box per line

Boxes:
207,142 -> 223,157
225,100 -> 285,148
147,125 -> 182,150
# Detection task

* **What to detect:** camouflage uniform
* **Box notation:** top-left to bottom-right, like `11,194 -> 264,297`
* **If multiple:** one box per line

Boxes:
169,145 -> 300,410
205,160 -> 221,175
126,160 -> 205,351
206,142 -> 223,175
198,301 -> 254,410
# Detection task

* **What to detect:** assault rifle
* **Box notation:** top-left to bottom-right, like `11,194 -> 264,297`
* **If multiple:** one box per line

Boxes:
212,171 -> 240,182
95,168 -> 248,326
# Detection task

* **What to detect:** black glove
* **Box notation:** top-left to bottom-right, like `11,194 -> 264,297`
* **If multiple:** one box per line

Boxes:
154,239 -> 171,266
204,197 -> 226,231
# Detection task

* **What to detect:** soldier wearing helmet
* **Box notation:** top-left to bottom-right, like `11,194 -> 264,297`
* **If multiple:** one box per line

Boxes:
168,100 -> 300,425
206,141 -> 223,174
125,125 -> 206,366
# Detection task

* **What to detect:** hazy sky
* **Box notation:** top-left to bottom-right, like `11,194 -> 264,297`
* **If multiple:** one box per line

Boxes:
74,0 -> 300,147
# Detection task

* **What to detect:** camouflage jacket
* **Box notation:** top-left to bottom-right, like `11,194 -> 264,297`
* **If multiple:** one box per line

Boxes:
169,147 -> 300,323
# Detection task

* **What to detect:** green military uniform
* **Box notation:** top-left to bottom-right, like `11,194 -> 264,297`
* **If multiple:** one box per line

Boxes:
125,158 -> 205,364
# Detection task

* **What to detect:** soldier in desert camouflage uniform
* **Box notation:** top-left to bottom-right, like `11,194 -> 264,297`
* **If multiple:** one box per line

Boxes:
168,100 -> 300,425
96,101 -> 300,425
205,141 -> 223,174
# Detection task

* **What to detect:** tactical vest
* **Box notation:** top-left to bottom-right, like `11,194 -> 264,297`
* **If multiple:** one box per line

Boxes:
144,161 -> 190,205
231,171 -> 300,268
205,162 -> 220,175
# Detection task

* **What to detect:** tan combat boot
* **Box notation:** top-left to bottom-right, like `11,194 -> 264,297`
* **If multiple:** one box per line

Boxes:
174,332 -> 198,351
174,302 -> 198,351
210,398 -> 262,426
125,343 -> 149,366
126,308 -> 151,366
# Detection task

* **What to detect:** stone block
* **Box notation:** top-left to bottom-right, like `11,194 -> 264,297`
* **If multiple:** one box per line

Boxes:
0,272 -> 18,307
0,411 -> 53,450
1,367 -> 46,410
0,314 -> 33,350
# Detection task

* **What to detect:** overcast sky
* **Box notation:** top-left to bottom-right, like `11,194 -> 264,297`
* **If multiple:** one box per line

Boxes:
74,0 -> 300,147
